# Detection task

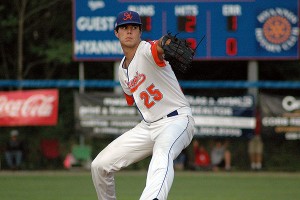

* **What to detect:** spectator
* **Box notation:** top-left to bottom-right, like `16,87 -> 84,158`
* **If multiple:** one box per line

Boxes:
193,140 -> 211,170
248,109 -> 264,170
211,140 -> 231,171
5,130 -> 24,170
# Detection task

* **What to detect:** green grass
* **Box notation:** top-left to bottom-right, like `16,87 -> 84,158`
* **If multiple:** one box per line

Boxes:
0,171 -> 300,200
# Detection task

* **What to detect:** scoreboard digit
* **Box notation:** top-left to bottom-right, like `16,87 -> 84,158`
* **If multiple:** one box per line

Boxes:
141,16 -> 152,32
177,16 -> 197,33
227,16 -> 238,31
226,38 -> 238,56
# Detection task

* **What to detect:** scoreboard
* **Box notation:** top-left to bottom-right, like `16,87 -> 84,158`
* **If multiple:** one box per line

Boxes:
73,0 -> 300,61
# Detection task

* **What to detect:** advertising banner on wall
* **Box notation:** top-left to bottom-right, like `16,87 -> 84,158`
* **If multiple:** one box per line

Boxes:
74,92 -> 141,136
0,89 -> 59,126
75,92 -> 255,138
260,93 -> 300,140
189,95 -> 255,138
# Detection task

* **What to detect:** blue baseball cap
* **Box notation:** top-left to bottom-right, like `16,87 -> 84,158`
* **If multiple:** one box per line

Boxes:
115,11 -> 142,29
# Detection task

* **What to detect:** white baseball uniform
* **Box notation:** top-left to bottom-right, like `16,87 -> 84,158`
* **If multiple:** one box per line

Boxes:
91,40 -> 195,200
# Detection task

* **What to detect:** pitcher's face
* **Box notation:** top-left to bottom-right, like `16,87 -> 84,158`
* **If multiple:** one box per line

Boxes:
115,24 -> 142,48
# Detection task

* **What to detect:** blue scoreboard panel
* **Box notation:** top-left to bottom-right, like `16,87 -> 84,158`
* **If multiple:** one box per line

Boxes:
73,0 -> 300,61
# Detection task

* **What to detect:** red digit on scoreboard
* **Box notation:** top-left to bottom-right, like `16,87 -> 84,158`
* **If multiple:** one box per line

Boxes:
141,16 -> 152,32
186,38 -> 197,49
185,16 -> 196,32
177,16 -> 196,32
226,38 -> 237,56
227,16 -> 238,31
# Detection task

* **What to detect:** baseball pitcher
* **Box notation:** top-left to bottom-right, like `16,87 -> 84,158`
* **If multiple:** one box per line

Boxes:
91,10 -> 195,200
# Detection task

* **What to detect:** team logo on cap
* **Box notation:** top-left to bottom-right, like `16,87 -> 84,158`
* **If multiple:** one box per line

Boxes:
255,8 -> 299,53
123,12 -> 133,21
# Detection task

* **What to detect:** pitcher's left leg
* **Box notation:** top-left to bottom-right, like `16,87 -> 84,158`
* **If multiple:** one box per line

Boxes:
140,115 -> 194,200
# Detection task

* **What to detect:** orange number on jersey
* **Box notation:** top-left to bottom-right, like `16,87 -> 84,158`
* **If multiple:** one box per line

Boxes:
140,84 -> 163,109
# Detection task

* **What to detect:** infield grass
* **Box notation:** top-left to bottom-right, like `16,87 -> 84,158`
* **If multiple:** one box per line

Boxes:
0,170 -> 299,200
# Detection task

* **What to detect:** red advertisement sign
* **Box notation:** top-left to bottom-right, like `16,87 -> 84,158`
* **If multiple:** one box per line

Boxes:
0,89 -> 59,126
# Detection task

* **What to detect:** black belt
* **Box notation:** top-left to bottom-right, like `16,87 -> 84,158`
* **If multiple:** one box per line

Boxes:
150,110 -> 179,123
167,110 -> 178,117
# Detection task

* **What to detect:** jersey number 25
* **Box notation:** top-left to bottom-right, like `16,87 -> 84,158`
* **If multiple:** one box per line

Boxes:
140,84 -> 163,109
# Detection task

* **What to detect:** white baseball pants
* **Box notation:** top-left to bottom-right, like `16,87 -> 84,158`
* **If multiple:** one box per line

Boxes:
91,114 -> 194,200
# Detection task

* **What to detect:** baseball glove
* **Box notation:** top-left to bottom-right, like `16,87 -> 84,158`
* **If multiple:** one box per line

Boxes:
161,33 -> 195,73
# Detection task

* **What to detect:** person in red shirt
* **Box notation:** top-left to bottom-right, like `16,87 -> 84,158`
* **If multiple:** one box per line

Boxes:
193,140 -> 211,170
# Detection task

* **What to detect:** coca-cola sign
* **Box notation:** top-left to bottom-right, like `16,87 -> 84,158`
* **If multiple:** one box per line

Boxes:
0,89 -> 58,126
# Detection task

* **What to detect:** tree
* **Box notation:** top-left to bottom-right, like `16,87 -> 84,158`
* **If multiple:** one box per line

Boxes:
0,0 -> 72,82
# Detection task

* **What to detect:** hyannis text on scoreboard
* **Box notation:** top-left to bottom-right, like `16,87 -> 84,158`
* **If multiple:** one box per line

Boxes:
73,0 -> 300,61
